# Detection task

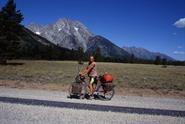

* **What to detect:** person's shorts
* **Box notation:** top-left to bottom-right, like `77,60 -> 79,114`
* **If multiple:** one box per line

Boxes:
89,76 -> 98,84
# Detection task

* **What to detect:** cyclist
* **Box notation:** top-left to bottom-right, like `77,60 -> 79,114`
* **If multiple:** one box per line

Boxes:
79,56 -> 98,97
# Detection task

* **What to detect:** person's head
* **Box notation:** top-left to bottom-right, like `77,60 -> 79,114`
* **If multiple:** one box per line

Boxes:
89,56 -> 95,62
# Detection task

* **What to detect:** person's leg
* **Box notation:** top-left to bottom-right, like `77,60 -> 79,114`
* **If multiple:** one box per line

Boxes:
92,77 -> 97,93
92,83 -> 96,93
89,77 -> 94,95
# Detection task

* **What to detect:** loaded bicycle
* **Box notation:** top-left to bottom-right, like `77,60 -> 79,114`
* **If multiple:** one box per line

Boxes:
68,73 -> 115,101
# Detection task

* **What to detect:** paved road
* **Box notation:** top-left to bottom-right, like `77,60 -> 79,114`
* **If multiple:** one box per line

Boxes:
0,87 -> 185,124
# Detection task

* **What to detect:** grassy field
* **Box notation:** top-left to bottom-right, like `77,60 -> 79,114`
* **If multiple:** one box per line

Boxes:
0,60 -> 185,97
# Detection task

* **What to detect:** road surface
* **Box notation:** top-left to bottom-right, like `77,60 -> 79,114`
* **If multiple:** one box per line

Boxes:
0,87 -> 185,124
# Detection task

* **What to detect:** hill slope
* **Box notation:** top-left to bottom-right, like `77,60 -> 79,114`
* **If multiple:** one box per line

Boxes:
87,36 -> 130,58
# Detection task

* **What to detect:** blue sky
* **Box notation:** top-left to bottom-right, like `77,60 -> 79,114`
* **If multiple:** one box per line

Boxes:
1,0 -> 185,60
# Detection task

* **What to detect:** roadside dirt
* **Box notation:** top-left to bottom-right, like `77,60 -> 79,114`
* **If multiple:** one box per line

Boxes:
0,79 -> 185,99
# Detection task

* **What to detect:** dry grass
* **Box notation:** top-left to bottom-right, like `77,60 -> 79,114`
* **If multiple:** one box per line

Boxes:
97,62 -> 185,91
0,60 -> 185,98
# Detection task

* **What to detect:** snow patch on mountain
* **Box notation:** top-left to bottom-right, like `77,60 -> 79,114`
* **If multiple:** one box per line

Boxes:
35,31 -> 41,35
74,27 -> 79,31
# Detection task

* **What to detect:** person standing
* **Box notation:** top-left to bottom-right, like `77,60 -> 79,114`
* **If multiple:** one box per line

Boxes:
80,56 -> 98,97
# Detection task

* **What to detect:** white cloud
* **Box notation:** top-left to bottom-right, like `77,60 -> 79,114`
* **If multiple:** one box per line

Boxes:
174,18 -> 185,28
177,46 -> 183,49
173,51 -> 185,55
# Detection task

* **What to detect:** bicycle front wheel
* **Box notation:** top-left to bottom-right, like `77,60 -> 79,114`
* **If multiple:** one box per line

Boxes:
96,84 -> 115,101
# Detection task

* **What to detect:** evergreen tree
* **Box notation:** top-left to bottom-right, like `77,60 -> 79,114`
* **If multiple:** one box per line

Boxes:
77,47 -> 84,64
154,56 -> 161,65
0,0 -> 23,64
162,58 -> 167,65
161,58 -> 167,68
94,47 -> 102,62
129,54 -> 135,63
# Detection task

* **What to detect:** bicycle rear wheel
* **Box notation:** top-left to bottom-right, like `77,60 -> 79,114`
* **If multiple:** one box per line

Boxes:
67,83 -> 82,99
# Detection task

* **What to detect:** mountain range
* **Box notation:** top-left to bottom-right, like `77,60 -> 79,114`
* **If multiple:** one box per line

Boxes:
122,46 -> 174,61
27,18 -> 174,61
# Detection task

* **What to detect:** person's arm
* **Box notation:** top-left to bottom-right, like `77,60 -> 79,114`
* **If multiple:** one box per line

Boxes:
80,63 -> 95,76
79,68 -> 88,76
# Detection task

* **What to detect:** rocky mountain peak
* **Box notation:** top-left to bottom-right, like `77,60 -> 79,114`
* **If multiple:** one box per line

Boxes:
28,18 -> 93,51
